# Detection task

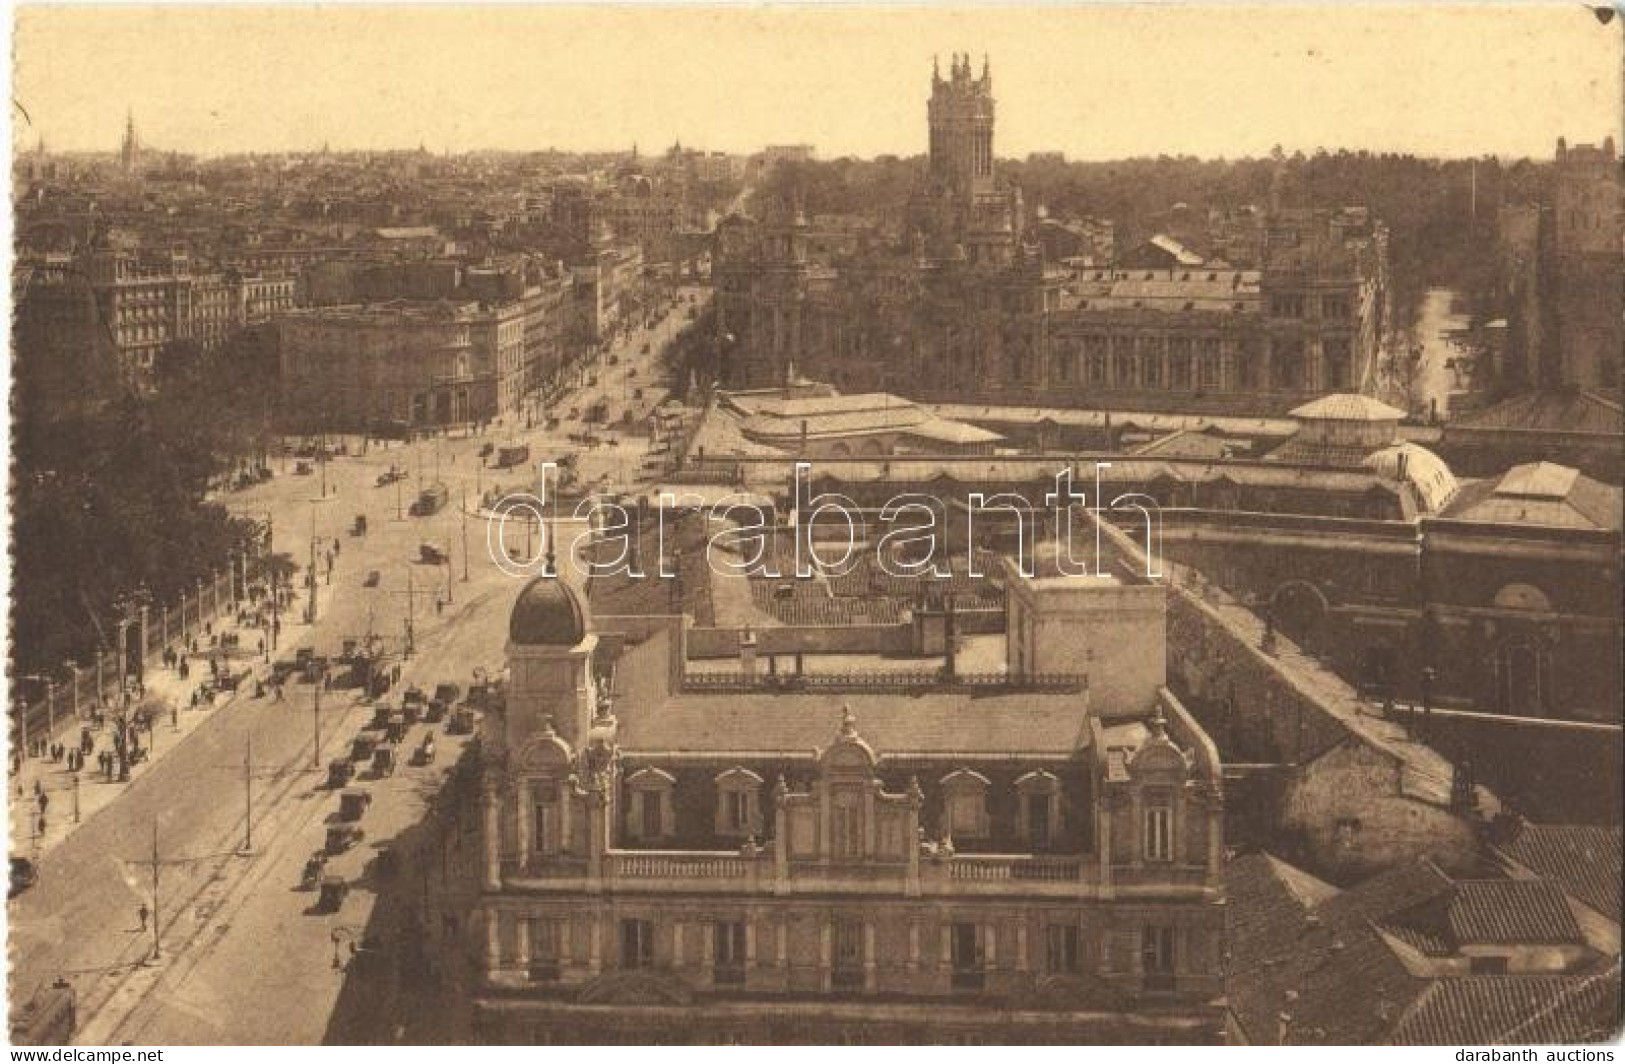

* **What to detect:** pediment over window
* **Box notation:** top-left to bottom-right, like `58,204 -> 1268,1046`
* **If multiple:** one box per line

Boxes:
1015,769 -> 1061,793
941,768 -> 992,792
516,725 -> 575,773
625,766 -> 677,790
714,766 -> 764,788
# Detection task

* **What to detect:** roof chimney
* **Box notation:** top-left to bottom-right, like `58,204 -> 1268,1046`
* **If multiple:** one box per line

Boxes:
739,625 -> 759,682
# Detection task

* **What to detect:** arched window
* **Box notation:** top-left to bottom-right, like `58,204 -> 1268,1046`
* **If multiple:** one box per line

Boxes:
714,767 -> 764,838
1015,770 -> 1062,848
941,769 -> 991,840
625,767 -> 676,842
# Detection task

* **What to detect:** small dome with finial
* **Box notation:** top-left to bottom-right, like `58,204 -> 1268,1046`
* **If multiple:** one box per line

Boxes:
509,576 -> 588,646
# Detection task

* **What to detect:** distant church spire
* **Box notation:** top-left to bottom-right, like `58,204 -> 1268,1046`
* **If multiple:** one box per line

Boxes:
120,108 -> 140,176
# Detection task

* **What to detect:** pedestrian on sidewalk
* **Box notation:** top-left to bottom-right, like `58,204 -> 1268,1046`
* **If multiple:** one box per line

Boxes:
138,904 -> 149,932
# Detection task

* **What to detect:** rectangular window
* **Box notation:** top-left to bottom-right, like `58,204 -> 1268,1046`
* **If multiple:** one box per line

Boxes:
1170,355 -> 1191,390
713,921 -> 746,986
1027,793 -> 1053,847
1046,924 -> 1080,974
1142,925 -> 1176,990
832,921 -> 864,989
948,790 -> 986,839
638,790 -> 663,840
535,785 -> 560,854
721,789 -> 752,836
1145,804 -> 1174,862
832,799 -> 863,860
620,919 -> 654,970
528,917 -> 563,982
951,922 -> 985,990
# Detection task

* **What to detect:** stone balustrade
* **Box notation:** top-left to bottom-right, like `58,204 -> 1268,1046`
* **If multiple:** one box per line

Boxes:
500,847 -> 1217,900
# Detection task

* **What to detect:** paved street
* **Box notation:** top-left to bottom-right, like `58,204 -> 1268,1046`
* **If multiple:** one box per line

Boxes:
8,289 -> 707,1044
1379,287 -> 1470,422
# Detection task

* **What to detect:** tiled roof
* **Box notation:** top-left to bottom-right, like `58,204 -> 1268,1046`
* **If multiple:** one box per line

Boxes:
1133,429 -> 1242,460
1448,390 -> 1624,437
1381,919 -> 1455,957
1444,462 -> 1623,530
1225,854 -> 1327,1045
1386,967 -> 1622,1045
1227,855 -> 1454,1044
1495,823 -> 1624,921
1290,394 -> 1406,422
617,690 -> 1094,757
1497,461 -> 1580,499
1447,880 -> 1584,945
1264,439 -> 1380,468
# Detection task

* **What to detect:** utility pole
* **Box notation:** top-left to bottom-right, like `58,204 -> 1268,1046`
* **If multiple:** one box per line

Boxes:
243,736 -> 254,853
461,487 -> 470,583
307,500 -> 320,624
311,671 -> 324,770
403,569 -> 417,659
149,820 -> 162,963
396,473 -> 404,521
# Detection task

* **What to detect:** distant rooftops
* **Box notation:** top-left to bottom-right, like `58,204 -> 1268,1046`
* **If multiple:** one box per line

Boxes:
717,384 -> 1002,450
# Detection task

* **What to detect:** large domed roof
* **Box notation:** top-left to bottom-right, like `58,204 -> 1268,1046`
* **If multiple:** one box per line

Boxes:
509,576 -> 588,647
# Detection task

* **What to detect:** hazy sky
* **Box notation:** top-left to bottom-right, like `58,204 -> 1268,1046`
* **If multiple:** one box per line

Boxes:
12,3 -> 1623,160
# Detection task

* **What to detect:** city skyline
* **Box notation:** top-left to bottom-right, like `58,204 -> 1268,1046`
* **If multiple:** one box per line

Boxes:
13,4 -> 1623,161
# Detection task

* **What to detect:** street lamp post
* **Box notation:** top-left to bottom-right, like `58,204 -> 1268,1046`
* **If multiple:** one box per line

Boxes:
311,667 -> 325,770
307,498 -> 326,624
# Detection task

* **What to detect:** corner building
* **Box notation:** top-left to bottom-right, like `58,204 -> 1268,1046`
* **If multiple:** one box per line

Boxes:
471,566 -> 1226,1044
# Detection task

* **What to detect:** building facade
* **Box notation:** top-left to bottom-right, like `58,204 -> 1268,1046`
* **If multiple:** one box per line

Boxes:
278,301 -> 482,429
713,57 -> 1389,417
469,568 -> 1226,1044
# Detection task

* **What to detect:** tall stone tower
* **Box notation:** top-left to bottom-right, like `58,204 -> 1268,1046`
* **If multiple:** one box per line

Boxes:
120,109 -> 140,177
913,53 -> 1019,265
1552,136 -> 1624,390
928,53 -> 996,202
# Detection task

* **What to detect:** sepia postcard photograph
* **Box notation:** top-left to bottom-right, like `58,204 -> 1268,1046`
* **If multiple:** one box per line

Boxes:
4,0 -> 1623,1050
